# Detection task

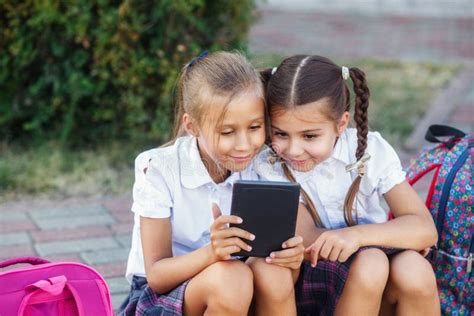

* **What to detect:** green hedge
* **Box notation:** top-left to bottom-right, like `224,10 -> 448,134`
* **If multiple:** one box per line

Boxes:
0,1 -> 257,145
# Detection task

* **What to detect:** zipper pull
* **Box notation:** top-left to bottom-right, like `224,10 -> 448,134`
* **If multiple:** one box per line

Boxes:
467,253 -> 473,273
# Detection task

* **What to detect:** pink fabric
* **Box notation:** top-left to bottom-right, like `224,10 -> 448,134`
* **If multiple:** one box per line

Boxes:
0,257 -> 113,316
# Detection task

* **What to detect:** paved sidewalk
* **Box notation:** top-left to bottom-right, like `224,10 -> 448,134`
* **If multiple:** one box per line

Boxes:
0,195 -> 134,309
1,5 -> 473,312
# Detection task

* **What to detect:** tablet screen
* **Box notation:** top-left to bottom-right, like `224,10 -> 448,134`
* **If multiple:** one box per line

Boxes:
230,180 -> 300,257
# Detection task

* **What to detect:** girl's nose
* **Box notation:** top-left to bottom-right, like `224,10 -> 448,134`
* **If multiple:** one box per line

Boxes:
287,139 -> 304,157
235,132 -> 251,151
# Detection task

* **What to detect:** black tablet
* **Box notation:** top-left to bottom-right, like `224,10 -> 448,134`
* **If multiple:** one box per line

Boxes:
230,180 -> 300,257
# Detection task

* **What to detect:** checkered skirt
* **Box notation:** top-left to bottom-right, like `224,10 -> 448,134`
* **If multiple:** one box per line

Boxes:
295,247 -> 402,316
118,276 -> 189,316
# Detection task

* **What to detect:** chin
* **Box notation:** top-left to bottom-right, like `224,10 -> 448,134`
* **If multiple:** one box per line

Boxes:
289,161 -> 316,172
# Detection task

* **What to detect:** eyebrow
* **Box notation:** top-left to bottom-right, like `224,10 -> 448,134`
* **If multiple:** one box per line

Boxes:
221,116 -> 265,128
271,125 -> 322,133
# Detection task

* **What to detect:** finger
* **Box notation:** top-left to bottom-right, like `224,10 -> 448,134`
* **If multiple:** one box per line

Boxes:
328,246 -> 342,262
212,203 -> 222,220
270,246 -> 303,259
217,237 -> 252,252
319,241 -> 334,260
308,238 -> 325,267
212,215 -> 243,229
266,256 -> 302,265
282,235 -> 303,249
215,245 -> 242,259
338,247 -> 356,263
212,227 -> 255,241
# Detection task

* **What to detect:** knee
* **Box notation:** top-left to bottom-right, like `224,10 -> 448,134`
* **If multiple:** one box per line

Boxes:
249,258 -> 295,302
348,248 -> 389,293
388,250 -> 438,299
206,261 -> 253,310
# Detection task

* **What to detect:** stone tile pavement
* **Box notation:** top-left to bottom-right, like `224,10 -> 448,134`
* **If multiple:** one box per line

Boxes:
0,195 -> 134,310
1,4 -> 473,312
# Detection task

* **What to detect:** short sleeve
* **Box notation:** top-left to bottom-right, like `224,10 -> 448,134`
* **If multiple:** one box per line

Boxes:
131,151 -> 173,218
366,132 -> 406,195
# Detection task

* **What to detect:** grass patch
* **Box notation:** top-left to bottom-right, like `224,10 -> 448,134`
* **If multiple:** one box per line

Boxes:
0,57 -> 460,200
0,141 -> 147,202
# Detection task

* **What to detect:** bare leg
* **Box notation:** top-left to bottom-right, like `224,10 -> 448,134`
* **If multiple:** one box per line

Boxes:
381,250 -> 440,316
247,257 -> 297,316
334,248 -> 390,316
183,260 -> 253,315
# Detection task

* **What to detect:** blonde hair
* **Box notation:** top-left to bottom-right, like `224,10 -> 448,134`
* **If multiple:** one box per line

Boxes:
169,51 -> 264,145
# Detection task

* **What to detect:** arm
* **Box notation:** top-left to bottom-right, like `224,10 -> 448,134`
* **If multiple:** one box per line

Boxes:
142,204 -> 254,294
305,181 -> 438,267
141,216 -> 215,294
348,180 -> 438,250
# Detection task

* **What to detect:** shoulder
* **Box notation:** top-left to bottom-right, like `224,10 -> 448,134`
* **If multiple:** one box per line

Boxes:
253,147 -> 287,181
134,136 -> 193,190
343,128 -> 398,162
345,128 -> 405,193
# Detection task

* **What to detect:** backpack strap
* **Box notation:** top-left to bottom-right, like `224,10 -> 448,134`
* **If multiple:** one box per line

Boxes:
435,142 -> 473,247
425,125 -> 466,149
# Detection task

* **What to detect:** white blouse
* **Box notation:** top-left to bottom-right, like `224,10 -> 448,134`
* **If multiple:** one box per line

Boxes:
254,128 -> 406,229
125,135 -> 260,283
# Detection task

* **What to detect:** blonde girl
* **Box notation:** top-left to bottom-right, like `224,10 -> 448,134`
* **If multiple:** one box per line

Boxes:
119,51 -> 304,315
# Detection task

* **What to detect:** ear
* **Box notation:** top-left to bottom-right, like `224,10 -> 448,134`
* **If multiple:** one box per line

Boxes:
183,113 -> 200,137
337,111 -> 350,135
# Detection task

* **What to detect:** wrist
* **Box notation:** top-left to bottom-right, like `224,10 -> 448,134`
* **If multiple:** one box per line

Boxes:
346,226 -> 364,247
204,244 -> 218,265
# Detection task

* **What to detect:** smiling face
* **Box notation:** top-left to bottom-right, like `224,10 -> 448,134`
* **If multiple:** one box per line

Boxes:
270,98 -> 349,172
185,91 -> 266,182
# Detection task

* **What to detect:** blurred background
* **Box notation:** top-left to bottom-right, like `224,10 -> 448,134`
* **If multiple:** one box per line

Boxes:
1,0 -> 473,310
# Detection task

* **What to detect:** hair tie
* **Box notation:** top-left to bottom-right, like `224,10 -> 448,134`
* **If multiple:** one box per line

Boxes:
271,67 -> 277,75
345,152 -> 371,177
341,66 -> 349,80
188,51 -> 209,70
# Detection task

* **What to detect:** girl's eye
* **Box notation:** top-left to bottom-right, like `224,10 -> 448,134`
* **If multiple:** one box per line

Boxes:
250,125 -> 262,130
221,130 -> 234,135
273,131 -> 287,137
304,134 -> 318,140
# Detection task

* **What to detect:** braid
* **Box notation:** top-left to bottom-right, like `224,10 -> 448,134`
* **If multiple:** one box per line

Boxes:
282,163 -> 324,228
343,67 -> 370,226
350,67 -> 370,159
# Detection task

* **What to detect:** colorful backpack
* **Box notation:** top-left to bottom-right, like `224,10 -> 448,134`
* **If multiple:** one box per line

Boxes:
405,125 -> 473,315
0,256 -> 114,316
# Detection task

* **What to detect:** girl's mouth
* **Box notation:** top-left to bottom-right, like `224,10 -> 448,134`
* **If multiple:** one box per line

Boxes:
229,155 -> 251,163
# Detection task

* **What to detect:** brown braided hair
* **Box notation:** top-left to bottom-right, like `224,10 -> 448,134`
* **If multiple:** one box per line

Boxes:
261,55 -> 370,227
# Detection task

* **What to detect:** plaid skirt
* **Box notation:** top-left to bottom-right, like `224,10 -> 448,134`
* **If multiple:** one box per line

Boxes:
118,276 -> 189,316
295,247 -> 403,316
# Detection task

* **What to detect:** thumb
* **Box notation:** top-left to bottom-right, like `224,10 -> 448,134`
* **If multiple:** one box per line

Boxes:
212,203 -> 222,220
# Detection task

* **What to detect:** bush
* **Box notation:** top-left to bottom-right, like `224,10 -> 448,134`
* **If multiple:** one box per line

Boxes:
0,1 -> 257,145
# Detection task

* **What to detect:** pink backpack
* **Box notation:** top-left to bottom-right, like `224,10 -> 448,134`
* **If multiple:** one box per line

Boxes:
0,257 -> 114,316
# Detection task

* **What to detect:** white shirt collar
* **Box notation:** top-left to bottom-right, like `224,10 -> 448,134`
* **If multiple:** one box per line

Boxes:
328,129 -> 352,166
179,136 -> 241,189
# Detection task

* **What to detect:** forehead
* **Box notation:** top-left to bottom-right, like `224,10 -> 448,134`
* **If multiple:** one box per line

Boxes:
200,91 -> 265,129
222,92 -> 265,124
272,99 -> 333,128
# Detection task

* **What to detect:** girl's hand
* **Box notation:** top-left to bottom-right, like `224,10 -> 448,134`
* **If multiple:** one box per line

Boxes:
209,203 -> 255,261
265,236 -> 305,270
305,228 -> 360,267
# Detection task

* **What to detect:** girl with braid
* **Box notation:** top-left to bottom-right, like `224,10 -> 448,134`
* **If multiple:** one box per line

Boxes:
255,55 -> 440,315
